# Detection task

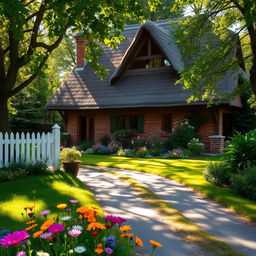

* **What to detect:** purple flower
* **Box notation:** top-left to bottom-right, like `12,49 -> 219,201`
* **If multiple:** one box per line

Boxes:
66,208 -> 72,212
103,215 -> 126,225
68,229 -> 82,237
39,232 -> 52,240
28,212 -> 34,218
0,230 -> 30,248
105,235 -> 116,248
48,224 -> 65,234
105,248 -> 113,254
40,210 -> 51,216
70,199 -> 79,204
16,251 -> 26,256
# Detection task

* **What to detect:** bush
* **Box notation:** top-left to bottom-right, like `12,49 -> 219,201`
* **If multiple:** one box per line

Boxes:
100,135 -> 111,146
60,147 -> 81,162
165,119 -> 198,150
231,167 -> 256,200
204,161 -> 231,186
92,143 -> 110,155
26,161 -> 49,175
165,149 -> 184,159
78,141 -> 93,151
117,147 -> 126,157
225,130 -> 256,171
107,140 -> 120,153
187,138 -> 204,155
114,129 -> 136,148
135,146 -> 150,158
132,140 -> 149,149
0,168 -> 28,182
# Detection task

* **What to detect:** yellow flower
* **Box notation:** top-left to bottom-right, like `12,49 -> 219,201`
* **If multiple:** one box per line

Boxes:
149,240 -> 163,247
95,248 -> 104,254
33,230 -> 43,238
87,222 -> 106,231
136,236 -> 143,247
97,243 -> 103,248
57,203 -> 67,209
25,224 -> 38,231
25,206 -> 34,211
41,220 -> 54,231
119,225 -> 132,232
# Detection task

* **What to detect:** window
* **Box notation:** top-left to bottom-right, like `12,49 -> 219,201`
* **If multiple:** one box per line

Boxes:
162,115 -> 172,132
110,115 -> 144,133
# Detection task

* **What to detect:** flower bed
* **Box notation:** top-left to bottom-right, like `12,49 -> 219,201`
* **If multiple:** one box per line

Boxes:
0,200 -> 162,256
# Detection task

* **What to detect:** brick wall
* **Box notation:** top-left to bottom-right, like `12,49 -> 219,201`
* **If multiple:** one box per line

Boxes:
66,105 -> 228,149
75,35 -> 88,68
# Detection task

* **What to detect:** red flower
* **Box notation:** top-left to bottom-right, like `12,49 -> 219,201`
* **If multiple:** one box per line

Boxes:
91,231 -> 99,236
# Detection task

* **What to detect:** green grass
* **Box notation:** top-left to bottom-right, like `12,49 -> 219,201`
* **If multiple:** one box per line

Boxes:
0,171 -> 101,230
81,154 -> 256,221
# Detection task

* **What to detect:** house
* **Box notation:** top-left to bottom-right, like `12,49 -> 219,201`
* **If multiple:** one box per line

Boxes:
46,20 -> 242,153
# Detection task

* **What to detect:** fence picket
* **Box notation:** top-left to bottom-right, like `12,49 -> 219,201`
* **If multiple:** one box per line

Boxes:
36,132 -> 41,161
10,133 -> 14,163
15,132 -> 20,163
26,132 -> 30,163
0,133 -> 3,167
21,132 -> 25,162
41,133 -> 46,162
4,133 -> 9,167
31,132 -> 35,163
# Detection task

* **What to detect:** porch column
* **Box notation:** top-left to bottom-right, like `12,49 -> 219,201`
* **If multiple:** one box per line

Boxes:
208,135 -> 225,154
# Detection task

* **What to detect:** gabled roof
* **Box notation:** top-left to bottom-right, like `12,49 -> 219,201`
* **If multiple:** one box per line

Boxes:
46,20 -> 241,110
109,21 -> 184,85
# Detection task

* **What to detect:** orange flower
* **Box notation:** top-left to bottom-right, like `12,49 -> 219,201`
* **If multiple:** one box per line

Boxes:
25,224 -> 38,230
95,248 -> 104,254
149,240 -> 163,247
26,220 -> 36,225
119,225 -> 132,232
76,206 -> 89,213
87,216 -> 96,223
136,236 -> 143,247
41,219 -> 54,231
87,222 -> 106,231
25,206 -> 34,210
33,230 -> 43,238
120,233 -> 133,237
97,243 -> 103,248
56,203 -> 67,209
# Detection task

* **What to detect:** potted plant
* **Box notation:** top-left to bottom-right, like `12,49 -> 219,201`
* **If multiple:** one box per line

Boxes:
60,146 -> 82,177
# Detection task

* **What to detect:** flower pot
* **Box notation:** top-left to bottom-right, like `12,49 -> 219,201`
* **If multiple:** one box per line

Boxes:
62,161 -> 81,177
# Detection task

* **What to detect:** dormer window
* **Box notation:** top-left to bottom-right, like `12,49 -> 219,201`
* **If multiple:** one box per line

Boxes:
128,36 -> 169,70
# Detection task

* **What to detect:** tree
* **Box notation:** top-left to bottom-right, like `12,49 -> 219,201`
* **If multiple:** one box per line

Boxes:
172,0 -> 256,106
0,0 -> 148,132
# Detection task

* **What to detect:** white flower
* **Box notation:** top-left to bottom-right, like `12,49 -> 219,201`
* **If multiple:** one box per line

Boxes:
72,225 -> 83,230
69,249 -> 74,254
36,252 -> 50,256
61,216 -> 71,221
74,246 -> 86,253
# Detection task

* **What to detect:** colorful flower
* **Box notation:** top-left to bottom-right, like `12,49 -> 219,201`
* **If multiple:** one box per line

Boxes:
105,235 -> 116,247
70,199 -> 79,203
105,248 -> 113,254
57,203 -> 67,209
16,251 -> 26,256
103,215 -> 126,225
149,240 -> 163,247
40,210 -> 51,216
66,208 -> 72,212
68,229 -> 82,237
72,225 -> 83,230
26,220 -> 36,225
91,231 -> 99,236
120,233 -> 133,238
95,248 -> 104,254
61,216 -> 71,221
48,224 -> 65,234
136,236 -> 143,247
40,220 -> 54,231
87,222 -> 105,231
33,231 -> 43,238
76,206 -> 89,213
25,206 -> 34,211
28,212 -> 34,218
36,252 -> 50,256
0,230 -> 29,248
0,230 -> 9,239
119,225 -> 132,232
39,232 -> 52,240
25,224 -> 38,231
74,246 -> 86,253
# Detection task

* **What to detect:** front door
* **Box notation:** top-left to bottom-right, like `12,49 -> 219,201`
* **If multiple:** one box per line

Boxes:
79,116 -> 94,143
223,113 -> 233,139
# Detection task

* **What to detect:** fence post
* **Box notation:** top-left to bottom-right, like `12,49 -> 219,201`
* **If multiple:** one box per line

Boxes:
52,124 -> 61,170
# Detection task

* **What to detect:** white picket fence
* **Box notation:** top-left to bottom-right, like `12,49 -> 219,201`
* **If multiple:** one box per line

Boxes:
0,124 -> 60,170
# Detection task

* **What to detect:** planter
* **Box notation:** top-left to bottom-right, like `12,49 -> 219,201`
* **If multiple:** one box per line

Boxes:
62,161 -> 81,177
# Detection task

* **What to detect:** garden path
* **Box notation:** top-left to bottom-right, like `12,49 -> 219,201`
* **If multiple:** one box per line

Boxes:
80,165 -> 256,256
78,168 -> 206,256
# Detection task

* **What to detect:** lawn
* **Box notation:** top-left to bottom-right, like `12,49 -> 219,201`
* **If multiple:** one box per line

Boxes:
0,171 -> 101,230
81,154 -> 256,222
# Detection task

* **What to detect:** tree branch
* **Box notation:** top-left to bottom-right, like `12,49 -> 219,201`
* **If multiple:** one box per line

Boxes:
0,45 -> 6,80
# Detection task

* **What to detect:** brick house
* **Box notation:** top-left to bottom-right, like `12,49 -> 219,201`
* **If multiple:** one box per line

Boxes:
46,20 -> 242,153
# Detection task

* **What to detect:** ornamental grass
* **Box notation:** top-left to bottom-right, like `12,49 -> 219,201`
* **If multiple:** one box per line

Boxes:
0,200 -> 162,256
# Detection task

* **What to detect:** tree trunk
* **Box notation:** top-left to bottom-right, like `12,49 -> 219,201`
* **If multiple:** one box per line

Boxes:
0,96 -> 10,133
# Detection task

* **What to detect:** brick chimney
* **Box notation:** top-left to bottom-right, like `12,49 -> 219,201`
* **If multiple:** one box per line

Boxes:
75,35 -> 88,68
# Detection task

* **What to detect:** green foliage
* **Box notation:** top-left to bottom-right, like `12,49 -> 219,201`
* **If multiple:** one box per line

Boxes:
165,119 -> 198,149
135,146 -> 150,158
78,141 -> 93,151
60,147 -> 81,162
204,161 -> 231,186
26,161 -> 49,175
114,129 -> 136,148
188,138 -> 204,155
225,130 -> 256,171
117,147 -> 126,157
100,135 -> 111,146
231,167 -> 256,200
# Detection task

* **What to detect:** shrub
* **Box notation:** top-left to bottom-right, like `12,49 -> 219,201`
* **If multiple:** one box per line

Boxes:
117,147 -> 126,157
92,143 -> 110,155
100,135 -> 111,146
225,130 -> 256,171
231,167 -> 256,200
60,147 -> 81,162
26,161 -> 49,175
0,168 -> 28,182
132,140 -> 149,149
165,149 -> 184,159
204,161 -> 231,186
135,146 -> 150,158
114,129 -> 136,148
107,140 -> 120,153
165,119 -> 198,150
78,141 -> 93,151
187,138 -> 204,155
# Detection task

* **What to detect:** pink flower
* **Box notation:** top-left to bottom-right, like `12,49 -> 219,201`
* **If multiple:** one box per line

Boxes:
0,230 -> 29,248
102,215 -> 126,225
68,229 -> 81,237
40,210 -> 51,216
16,251 -> 26,256
39,232 -> 52,240
48,224 -> 65,234
105,248 -> 113,254
70,199 -> 79,204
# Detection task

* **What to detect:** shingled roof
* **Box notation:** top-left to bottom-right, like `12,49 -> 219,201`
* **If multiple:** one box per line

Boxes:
46,20 -> 240,110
